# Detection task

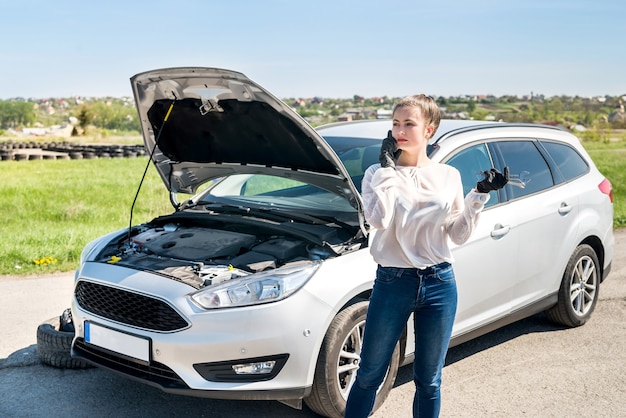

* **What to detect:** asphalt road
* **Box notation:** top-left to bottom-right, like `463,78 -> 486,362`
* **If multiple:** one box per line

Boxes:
1,229 -> 624,417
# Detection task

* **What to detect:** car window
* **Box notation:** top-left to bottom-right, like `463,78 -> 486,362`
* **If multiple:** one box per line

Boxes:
494,141 -> 554,200
540,140 -> 589,181
323,136 -> 381,193
445,144 -> 498,208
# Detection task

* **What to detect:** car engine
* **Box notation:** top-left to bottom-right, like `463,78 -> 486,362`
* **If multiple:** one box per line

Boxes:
93,212 -> 362,289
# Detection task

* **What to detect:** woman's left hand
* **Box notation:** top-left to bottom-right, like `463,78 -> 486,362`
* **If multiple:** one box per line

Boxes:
476,166 -> 509,193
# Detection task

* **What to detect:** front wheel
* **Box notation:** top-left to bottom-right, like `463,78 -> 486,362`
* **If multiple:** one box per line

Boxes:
304,301 -> 400,418
545,244 -> 600,327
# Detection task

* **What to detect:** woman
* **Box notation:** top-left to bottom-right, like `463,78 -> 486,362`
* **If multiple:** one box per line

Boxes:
344,95 -> 507,417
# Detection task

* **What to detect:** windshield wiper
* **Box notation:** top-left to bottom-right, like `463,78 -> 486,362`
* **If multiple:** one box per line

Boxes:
200,200 -> 335,226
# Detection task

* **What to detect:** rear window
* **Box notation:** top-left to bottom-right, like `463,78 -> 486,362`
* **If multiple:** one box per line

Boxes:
540,141 -> 589,181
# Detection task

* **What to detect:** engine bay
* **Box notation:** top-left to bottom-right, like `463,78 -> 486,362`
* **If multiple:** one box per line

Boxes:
94,212 -> 364,289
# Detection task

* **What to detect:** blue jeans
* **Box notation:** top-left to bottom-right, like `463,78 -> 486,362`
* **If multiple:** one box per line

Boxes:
344,263 -> 457,418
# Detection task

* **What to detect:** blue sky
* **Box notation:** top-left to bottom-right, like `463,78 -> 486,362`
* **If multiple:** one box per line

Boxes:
1,0 -> 624,99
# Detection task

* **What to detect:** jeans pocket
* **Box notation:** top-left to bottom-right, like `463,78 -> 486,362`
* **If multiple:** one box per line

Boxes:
375,266 -> 404,284
434,263 -> 455,282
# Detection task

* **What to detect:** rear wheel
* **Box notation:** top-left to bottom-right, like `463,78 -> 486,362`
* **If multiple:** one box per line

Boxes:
305,301 -> 400,418
545,244 -> 600,327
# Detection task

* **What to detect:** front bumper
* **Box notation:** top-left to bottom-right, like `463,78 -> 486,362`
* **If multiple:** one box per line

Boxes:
73,337 -> 309,400
70,262 -> 332,400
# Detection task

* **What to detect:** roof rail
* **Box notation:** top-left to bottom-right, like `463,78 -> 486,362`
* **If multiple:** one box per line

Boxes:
431,121 -> 567,149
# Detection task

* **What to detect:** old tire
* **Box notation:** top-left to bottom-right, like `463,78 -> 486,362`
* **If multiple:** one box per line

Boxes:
36,315 -> 93,369
545,244 -> 600,327
305,301 -> 400,418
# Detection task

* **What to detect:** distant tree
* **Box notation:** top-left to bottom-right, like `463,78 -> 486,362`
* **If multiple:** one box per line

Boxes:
75,104 -> 94,134
548,97 -> 564,116
472,109 -> 489,120
467,100 -> 476,114
0,100 -> 36,128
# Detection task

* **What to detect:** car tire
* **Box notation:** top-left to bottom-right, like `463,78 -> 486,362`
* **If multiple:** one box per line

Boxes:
545,244 -> 600,327
304,301 -> 400,418
36,313 -> 93,369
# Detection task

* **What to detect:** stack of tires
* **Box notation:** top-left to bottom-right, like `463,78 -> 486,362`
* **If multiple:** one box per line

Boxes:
36,309 -> 92,369
0,141 -> 145,161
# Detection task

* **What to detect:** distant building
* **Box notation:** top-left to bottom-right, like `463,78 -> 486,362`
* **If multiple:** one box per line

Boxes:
376,109 -> 392,119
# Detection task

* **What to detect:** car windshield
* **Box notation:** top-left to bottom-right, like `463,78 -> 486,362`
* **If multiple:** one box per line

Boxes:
323,136 -> 381,192
199,136 -> 380,216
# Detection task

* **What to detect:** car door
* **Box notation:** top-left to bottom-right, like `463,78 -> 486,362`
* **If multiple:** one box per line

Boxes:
490,139 -> 578,309
443,143 -> 520,339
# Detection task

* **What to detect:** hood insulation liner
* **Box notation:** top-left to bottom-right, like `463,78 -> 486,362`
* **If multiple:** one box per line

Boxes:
147,98 -> 339,175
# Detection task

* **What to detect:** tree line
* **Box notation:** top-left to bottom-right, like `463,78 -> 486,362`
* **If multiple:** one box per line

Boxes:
0,100 -> 36,128
1,94 -> 625,135
0,98 -> 140,134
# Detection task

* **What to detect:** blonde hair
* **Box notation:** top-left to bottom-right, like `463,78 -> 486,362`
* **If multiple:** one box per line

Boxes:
393,94 -> 441,136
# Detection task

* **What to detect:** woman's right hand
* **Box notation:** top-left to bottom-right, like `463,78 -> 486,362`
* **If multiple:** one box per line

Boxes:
379,130 -> 402,168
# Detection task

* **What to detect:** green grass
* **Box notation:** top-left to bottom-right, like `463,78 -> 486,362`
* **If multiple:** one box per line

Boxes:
1,141 -> 624,276
581,139 -> 625,227
0,158 -> 172,275
585,147 -> 626,226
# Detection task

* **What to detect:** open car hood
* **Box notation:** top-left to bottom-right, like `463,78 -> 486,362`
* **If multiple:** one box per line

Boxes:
130,67 -> 362,214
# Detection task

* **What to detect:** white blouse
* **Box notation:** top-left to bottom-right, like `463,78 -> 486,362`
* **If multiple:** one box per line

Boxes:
361,163 -> 489,269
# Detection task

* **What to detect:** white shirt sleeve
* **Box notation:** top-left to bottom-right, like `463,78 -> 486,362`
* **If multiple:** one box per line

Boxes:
361,164 -> 398,230
446,188 -> 490,245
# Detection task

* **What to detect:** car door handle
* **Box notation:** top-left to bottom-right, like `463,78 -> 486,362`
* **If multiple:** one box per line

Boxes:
558,202 -> 573,216
490,223 -> 510,239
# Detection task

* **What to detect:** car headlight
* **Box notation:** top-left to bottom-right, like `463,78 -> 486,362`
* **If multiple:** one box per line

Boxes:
190,261 -> 321,309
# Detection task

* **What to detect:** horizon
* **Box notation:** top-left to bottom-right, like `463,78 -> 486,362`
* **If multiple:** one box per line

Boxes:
4,92 -> 625,102
2,1 -> 625,99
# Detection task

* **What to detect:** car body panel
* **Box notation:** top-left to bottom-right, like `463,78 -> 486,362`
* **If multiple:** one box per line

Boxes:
448,204 -> 519,336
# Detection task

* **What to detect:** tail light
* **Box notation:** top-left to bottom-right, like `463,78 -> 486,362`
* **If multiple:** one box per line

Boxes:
598,178 -> 613,203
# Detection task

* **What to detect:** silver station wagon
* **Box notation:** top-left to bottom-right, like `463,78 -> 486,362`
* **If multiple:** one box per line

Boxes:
69,67 -> 614,417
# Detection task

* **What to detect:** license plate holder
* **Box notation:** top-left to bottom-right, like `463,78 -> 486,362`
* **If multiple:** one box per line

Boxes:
84,321 -> 150,364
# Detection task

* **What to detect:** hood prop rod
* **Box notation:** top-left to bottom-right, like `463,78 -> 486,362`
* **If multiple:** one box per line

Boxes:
126,101 -> 175,246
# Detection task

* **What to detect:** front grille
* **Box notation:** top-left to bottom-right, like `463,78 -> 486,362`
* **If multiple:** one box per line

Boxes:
74,338 -> 188,389
75,281 -> 189,331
